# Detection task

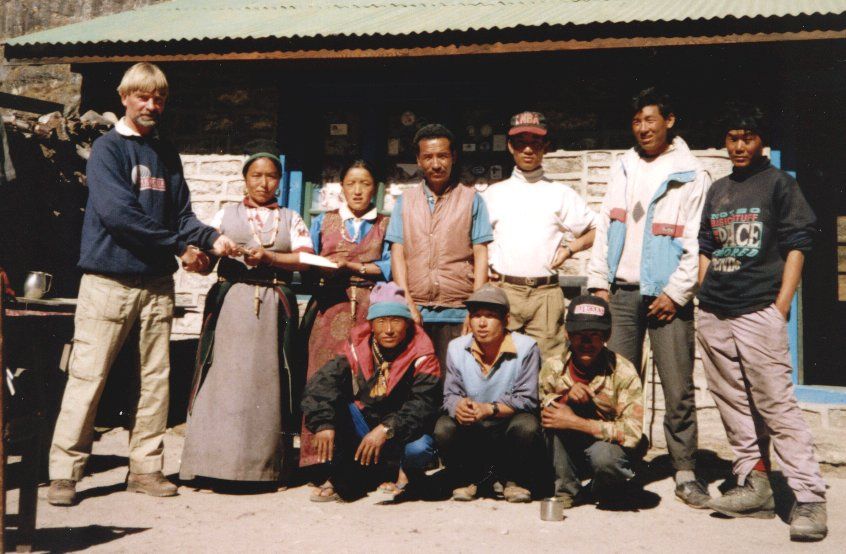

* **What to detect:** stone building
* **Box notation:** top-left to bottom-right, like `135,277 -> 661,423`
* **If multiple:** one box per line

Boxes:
3,1 -> 846,453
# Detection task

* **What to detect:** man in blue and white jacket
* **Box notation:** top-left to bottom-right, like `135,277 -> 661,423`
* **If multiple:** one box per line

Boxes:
47,62 -> 236,506
587,88 -> 711,508
434,285 -> 542,503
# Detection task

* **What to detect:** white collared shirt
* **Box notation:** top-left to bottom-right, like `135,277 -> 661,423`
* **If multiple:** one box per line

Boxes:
115,117 -> 141,137
338,203 -> 378,242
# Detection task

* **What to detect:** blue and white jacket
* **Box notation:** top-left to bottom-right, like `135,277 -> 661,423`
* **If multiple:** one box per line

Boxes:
587,137 -> 711,306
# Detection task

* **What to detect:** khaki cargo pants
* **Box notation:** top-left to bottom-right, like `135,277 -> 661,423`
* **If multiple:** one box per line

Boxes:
49,273 -> 174,481
494,281 -> 567,362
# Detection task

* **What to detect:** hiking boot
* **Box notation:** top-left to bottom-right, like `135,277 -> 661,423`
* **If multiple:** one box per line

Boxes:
503,481 -> 531,503
674,478 -> 711,509
126,471 -> 178,497
707,470 -> 775,519
47,479 -> 77,506
789,502 -> 827,542
452,484 -> 478,501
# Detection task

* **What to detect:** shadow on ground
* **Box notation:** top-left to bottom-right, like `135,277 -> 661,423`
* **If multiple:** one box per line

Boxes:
84,454 -> 129,477
4,525 -> 148,553
639,450 -> 734,487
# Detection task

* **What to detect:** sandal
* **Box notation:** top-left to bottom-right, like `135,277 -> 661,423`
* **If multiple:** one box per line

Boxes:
377,482 -> 407,495
310,482 -> 340,503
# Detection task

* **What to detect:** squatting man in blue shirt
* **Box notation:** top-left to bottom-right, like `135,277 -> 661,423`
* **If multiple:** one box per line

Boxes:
434,284 -> 544,502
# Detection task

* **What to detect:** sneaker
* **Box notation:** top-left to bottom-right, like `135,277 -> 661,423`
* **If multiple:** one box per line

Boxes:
708,470 -> 775,519
789,502 -> 827,542
675,479 -> 711,509
126,471 -> 178,497
503,481 -> 531,503
47,479 -> 77,506
452,484 -> 478,502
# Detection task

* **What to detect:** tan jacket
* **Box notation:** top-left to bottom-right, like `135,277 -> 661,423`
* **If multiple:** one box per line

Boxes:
402,182 -> 476,307
539,350 -> 643,449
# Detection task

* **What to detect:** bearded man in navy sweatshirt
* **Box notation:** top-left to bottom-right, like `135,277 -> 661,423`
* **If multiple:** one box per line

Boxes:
47,62 -> 236,506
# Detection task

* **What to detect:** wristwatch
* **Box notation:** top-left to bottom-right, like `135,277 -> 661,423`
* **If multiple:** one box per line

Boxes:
380,424 -> 394,439
489,402 -> 500,417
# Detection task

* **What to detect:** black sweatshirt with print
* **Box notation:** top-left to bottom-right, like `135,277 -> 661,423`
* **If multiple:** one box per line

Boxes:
697,157 -> 816,316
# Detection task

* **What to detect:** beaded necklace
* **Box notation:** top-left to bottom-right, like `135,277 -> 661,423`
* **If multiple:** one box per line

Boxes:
246,206 -> 280,248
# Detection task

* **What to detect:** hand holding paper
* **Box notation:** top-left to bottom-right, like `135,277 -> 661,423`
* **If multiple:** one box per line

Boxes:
298,252 -> 339,269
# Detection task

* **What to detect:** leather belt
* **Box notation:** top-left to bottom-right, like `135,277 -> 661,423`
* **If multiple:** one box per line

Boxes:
611,283 -> 640,292
316,276 -> 375,288
494,274 -> 558,287
219,275 -> 287,287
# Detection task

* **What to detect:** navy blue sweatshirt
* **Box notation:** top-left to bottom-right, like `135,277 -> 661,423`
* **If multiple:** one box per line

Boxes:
697,157 -> 816,316
78,127 -> 219,277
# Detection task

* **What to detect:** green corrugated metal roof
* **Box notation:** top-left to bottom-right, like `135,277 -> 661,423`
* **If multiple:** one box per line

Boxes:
7,0 -> 846,47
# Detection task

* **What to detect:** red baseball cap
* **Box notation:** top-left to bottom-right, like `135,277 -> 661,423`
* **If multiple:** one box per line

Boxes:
508,111 -> 548,137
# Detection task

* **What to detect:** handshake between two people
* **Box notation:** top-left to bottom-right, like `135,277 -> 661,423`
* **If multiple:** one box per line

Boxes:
179,234 -> 260,273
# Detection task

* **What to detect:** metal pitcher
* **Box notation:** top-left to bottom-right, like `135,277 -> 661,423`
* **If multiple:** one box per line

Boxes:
23,271 -> 53,299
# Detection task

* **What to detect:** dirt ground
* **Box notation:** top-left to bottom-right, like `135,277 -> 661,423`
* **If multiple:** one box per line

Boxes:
10,428 -> 845,553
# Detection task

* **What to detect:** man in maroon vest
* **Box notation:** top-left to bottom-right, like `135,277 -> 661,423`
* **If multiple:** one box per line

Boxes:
387,124 -> 493,369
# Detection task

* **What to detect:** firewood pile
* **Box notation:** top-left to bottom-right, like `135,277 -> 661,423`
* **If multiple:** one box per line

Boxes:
0,110 -> 117,297
2,110 -> 116,188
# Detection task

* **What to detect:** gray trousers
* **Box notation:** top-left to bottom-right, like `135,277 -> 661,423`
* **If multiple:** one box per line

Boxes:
434,413 -> 543,490
607,287 -> 698,471
697,306 -> 826,503
548,431 -> 634,498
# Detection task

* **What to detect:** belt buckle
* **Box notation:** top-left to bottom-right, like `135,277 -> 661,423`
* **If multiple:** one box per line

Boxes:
525,277 -> 537,287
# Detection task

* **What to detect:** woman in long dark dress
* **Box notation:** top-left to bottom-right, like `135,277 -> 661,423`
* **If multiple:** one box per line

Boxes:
180,141 -> 313,488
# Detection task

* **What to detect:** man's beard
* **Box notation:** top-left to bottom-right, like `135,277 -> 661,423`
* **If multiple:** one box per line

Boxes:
134,114 -> 158,129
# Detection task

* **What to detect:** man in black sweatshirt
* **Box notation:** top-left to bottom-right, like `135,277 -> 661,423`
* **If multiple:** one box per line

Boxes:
47,62 -> 236,506
696,103 -> 826,542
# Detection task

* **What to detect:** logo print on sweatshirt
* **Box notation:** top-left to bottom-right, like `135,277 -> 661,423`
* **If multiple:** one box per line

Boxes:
709,207 -> 763,272
131,164 -> 166,192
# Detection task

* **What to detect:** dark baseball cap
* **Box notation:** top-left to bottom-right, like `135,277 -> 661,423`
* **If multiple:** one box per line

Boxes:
508,111 -> 548,137
565,295 -> 612,333
464,284 -> 510,313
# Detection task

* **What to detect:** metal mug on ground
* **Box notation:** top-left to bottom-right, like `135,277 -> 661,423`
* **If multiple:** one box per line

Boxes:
540,497 -> 567,521
23,271 -> 53,299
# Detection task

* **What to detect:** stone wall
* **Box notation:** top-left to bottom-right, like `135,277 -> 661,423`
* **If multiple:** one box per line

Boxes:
171,154 -> 248,339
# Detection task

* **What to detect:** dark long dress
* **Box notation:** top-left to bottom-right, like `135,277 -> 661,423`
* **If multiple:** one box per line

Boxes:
180,203 -> 306,482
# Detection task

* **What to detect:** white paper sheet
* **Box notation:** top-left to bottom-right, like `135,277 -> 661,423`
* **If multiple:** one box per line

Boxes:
298,252 -> 339,268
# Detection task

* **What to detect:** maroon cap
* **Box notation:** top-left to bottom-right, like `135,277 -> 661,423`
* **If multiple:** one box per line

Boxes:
508,111 -> 548,137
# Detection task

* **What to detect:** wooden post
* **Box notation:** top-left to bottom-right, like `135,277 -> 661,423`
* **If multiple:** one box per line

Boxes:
1,278 -> 7,552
